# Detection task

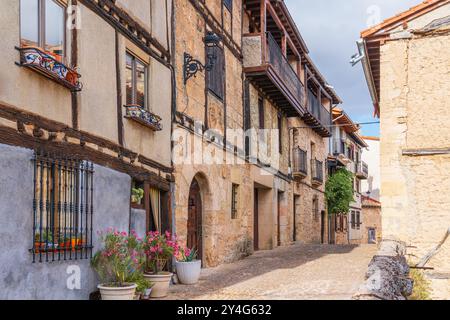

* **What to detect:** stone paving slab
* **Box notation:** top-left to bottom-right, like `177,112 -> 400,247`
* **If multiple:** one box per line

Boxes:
166,244 -> 378,300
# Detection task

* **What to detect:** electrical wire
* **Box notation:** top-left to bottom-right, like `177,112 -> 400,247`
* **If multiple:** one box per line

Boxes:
291,121 -> 380,130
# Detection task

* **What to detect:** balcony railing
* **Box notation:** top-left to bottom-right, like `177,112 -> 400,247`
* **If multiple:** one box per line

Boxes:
311,159 -> 324,185
266,32 -> 305,105
16,46 -> 82,92
307,89 -> 331,129
355,161 -> 369,179
124,105 -> 163,131
292,147 -> 308,178
333,139 -> 346,156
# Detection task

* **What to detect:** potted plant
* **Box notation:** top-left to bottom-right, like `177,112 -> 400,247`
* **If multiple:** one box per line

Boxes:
130,273 -> 154,300
34,231 -> 54,253
91,229 -> 145,300
131,188 -> 144,205
176,246 -> 201,285
142,231 -> 179,298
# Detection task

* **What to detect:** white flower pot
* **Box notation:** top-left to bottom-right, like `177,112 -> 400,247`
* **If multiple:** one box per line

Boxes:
98,283 -> 137,300
144,272 -> 173,298
176,260 -> 202,285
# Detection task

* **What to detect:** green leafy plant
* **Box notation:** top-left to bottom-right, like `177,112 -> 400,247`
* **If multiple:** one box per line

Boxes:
177,246 -> 198,262
409,269 -> 432,300
131,188 -> 144,204
325,168 -> 354,215
91,229 -> 146,287
128,272 -> 153,295
35,230 -> 54,243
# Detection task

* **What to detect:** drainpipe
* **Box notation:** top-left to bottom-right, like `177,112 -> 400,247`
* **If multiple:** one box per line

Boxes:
355,39 -> 379,115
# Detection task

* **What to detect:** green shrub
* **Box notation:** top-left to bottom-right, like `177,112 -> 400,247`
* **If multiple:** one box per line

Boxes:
409,269 -> 432,300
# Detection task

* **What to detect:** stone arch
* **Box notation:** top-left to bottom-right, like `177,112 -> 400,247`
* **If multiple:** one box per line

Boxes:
187,171 -> 214,265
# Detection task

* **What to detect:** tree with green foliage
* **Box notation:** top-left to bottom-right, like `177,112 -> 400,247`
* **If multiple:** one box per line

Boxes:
325,168 -> 354,215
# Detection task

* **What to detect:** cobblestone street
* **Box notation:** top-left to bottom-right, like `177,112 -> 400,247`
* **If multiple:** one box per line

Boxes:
169,244 -> 377,300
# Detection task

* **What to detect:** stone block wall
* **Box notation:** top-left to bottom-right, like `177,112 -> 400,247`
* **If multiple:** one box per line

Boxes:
379,33 -> 450,299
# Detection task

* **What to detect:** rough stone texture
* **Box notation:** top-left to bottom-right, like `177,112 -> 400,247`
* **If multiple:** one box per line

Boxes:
361,199 -> 382,244
0,144 -> 131,300
379,14 -> 450,298
353,240 -> 413,300
167,244 -> 377,300
289,117 -> 328,244
172,0 -> 297,268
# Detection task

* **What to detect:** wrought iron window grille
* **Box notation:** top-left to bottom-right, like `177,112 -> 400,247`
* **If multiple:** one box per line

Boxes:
31,151 -> 94,263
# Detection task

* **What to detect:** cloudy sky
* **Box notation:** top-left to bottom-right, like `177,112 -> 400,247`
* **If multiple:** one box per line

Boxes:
285,0 -> 420,136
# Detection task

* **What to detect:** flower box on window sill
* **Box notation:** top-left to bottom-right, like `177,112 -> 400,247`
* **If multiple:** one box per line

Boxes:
124,104 -> 163,131
15,46 -> 82,92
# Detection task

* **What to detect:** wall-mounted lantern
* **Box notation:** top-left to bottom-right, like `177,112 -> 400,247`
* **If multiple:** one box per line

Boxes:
184,32 -> 221,84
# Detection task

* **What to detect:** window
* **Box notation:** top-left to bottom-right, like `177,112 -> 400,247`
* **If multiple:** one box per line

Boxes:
231,184 -> 239,219
223,0 -> 233,12
351,211 -> 356,229
126,52 -> 148,109
258,97 -> 265,129
32,151 -> 94,263
356,211 -> 361,230
20,0 -> 66,62
207,46 -> 225,100
278,113 -> 283,154
368,228 -> 376,244
313,196 -> 319,222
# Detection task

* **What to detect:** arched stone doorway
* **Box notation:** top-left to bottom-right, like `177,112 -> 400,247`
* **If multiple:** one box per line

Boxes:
188,178 -> 203,261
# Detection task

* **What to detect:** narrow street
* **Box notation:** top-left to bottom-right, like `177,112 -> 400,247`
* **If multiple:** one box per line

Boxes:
169,244 -> 377,300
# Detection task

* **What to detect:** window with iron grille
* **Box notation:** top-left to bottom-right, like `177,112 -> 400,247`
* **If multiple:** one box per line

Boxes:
231,183 -> 239,219
207,46 -> 225,100
313,196 -> 319,222
351,211 -> 356,229
31,151 -> 94,263
223,0 -> 233,12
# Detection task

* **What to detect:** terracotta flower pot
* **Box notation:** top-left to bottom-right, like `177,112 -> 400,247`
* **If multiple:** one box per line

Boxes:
98,283 -> 137,301
143,272 -> 173,298
176,260 -> 202,285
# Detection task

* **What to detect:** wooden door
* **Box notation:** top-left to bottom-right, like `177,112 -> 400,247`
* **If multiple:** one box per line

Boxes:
321,210 -> 326,244
254,189 -> 259,251
188,179 -> 202,261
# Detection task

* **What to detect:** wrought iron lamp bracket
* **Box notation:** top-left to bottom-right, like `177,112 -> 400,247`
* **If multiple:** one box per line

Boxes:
184,53 -> 212,84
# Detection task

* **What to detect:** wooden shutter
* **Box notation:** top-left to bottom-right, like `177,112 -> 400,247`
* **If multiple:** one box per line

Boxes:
207,47 -> 225,100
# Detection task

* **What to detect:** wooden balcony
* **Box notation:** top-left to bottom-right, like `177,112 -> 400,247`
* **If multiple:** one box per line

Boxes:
292,147 -> 308,179
16,46 -> 82,92
243,32 -> 305,117
302,89 -> 331,137
355,161 -> 369,180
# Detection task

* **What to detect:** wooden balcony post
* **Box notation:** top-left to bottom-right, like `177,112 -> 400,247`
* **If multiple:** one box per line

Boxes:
261,0 -> 267,62
282,32 -> 287,57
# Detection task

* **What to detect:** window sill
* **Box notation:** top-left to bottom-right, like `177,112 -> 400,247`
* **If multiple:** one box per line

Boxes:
16,46 -> 82,92
131,203 -> 145,210
124,104 -> 163,131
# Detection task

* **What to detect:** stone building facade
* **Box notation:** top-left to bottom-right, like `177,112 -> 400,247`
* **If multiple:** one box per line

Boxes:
172,0 -> 340,267
328,109 -> 369,245
359,0 -> 450,299
361,196 -> 382,244
0,0 -> 173,299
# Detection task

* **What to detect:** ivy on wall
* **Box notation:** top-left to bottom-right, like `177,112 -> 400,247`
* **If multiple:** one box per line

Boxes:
325,168 -> 354,215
